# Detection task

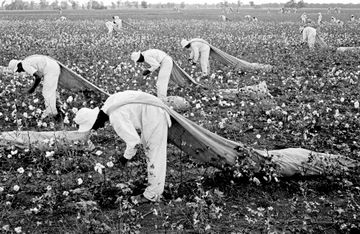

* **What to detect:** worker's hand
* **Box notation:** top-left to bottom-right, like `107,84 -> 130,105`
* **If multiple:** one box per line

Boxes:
118,156 -> 129,167
142,70 -> 151,76
188,59 -> 196,65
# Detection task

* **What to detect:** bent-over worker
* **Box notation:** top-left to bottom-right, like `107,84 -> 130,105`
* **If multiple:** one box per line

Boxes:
74,90 -> 171,204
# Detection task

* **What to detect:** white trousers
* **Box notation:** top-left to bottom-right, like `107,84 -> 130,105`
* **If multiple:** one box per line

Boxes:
199,47 -> 210,76
42,61 -> 60,117
307,33 -> 316,50
105,21 -> 114,34
156,56 -> 173,100
140,106 -> 169,202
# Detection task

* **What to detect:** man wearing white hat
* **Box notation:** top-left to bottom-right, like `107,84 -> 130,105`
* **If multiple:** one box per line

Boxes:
181,38 -> 210,82
74,90 -> 172,204
8,55 -> 61,118
130,49 -> 173,100
299,26 -> 327,50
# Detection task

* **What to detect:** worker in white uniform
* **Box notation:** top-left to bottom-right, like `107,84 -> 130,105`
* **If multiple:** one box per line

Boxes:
301,13 -> 307,23
181,38 -> 211,82
74,90 -> 171,204
317,12 -> 322,25
299,26 -> 326,50
105,16 -> 123,35
130,49 -> 173,100
8,55 -> 61,119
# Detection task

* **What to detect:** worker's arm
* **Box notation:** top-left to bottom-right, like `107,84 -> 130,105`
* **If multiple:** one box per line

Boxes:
302,30 -> 307,43
111,113 -> 142,160
144,56 -> 161,72
192,45 -> 200,63
28,71 -> 43,94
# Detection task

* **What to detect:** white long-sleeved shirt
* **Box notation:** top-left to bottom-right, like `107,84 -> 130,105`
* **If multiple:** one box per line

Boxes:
101,91 -> 171,159
142,49 -> 169,72
114,18 -> 122,29
188,38 -> 211,63
21,55 -> 53,75
302,26 -> 317,42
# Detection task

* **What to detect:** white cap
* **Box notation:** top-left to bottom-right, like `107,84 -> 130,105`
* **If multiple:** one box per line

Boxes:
130,51 -> 141,63
74,107 -> 100,132
181,39 -> 189,48
113,16 -> 119,20
8,59 -> 21,72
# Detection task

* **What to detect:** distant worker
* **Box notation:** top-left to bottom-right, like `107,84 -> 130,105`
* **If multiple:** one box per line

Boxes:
317,12 -> 322,25
300,26 -> 327,50
105,16 -> 137,35
181,38 -> 273,81
105,16 -> 122,35
219,15 -> 230,21
301,13 -> 307,23
350,15 -> 356,22
181,38 -> 211,81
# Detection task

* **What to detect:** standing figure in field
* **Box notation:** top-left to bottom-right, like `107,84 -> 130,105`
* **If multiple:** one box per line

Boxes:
301,13 -> 307,23
8,55 -> 61,118
317,12 -> 322,25
74,91 -> 172,204
252,16 -> 258,23
181,38 -> 211,81
300,26 -> 327,50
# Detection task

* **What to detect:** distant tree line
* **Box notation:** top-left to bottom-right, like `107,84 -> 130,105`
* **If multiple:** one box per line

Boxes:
1,0 -> 360,11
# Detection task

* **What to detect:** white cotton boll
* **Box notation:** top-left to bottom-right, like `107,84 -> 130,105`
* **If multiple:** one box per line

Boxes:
13,185 -> 20,191
77,178 -> 83,185
17,167 -> 24,174
354,101 -> 359,109
63,116 -> 70,124
14,227 -> 22,234
45,151 -> 55,158
66,96 -> 73,103
72,107 -> 78,114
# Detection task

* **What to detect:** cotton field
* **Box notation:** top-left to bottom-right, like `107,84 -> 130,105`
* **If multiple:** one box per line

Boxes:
0,8 -> 359,233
